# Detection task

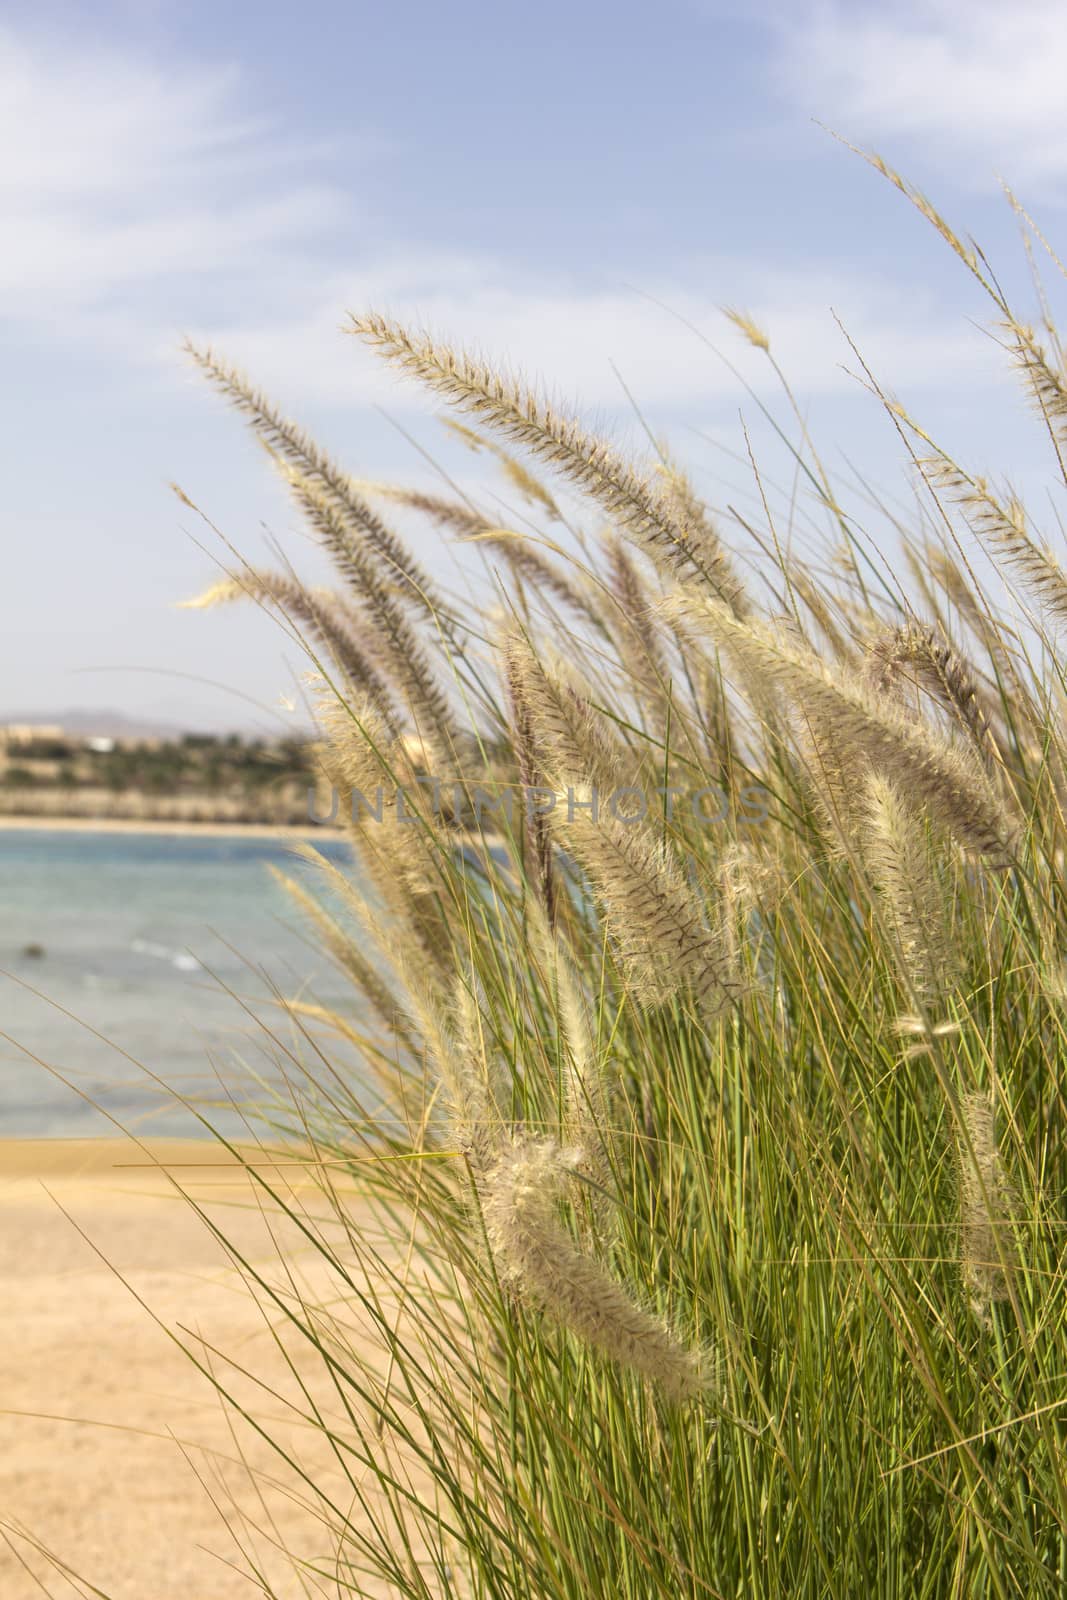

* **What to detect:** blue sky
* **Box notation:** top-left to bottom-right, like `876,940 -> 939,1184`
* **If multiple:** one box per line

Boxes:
6,0 -> 1067,731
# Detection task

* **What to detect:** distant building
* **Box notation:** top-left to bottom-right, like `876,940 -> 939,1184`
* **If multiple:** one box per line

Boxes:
1,724 -> 66,745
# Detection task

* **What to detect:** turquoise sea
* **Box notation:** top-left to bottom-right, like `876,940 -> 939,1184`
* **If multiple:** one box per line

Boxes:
0,829 -> 359,1137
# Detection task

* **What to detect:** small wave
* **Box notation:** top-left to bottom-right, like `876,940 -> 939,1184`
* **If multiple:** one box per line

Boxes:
130,937 -> 201,972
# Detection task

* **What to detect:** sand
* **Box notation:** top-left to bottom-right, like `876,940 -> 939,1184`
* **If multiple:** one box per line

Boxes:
0,1138 -> 423,1597
0,815 -> 340,839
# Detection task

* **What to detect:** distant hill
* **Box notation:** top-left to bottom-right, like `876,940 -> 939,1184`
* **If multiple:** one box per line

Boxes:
1,709 -> 205,740
2,706 -> 318,742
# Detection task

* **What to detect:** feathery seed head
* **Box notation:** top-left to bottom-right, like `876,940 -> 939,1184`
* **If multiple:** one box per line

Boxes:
666,593 -> 1021,864
481,1137 -> 711,1402
350,311 -> 743,599
723,308 -> 771,353
956,1092 -> 1020,1321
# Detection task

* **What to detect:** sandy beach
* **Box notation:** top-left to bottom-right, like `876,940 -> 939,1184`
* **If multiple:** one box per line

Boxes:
0,814 -> 340,840
0,1138 -> 417,1597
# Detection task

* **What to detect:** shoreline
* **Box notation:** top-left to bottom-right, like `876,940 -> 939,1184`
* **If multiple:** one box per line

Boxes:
0,813 -> 342,840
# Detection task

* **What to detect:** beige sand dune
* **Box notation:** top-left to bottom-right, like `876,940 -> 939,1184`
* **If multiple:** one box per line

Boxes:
0,1139 -> 424,1598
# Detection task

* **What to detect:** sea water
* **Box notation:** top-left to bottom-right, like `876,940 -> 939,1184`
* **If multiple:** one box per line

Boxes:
0,829 -> 361,1137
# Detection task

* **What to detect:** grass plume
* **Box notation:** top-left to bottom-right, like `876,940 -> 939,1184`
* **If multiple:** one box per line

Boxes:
160,160 -> 1067,1600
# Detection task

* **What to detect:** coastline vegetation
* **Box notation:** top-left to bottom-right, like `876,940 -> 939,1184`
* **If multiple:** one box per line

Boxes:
0,728 -> 313,825
169,158 -> 1067,1597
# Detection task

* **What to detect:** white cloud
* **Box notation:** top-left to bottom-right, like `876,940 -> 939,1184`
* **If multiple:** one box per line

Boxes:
0,26 -> 358,334
0,34 -> 246,197
192,259 -> 1001,420
0,17 -> 1007,419
773,0 -> 1067,189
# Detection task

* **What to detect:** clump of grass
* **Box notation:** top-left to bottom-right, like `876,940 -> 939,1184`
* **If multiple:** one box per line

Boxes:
173,157 -> 1067,1598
